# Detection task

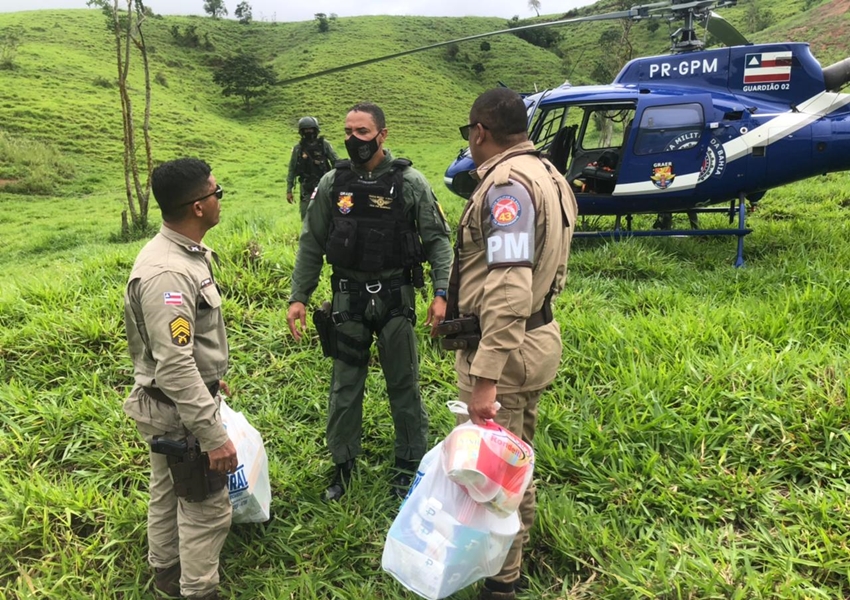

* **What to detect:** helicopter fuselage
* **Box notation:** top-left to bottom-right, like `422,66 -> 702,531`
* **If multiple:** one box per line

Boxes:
445,43 -> 850,216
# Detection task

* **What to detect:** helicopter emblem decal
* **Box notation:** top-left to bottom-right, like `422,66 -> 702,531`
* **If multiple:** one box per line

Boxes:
651,163 -> 676,189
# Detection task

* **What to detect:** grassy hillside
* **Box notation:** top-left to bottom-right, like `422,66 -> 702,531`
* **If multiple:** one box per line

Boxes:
2,4 -> 850,600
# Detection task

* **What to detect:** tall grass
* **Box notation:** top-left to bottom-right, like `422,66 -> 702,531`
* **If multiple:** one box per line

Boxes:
3,5 -> 850,599
0,130 -> 75,195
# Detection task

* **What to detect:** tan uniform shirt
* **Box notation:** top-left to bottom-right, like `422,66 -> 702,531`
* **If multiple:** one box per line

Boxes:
123,226 -> 229,452
454,141 -> 579,394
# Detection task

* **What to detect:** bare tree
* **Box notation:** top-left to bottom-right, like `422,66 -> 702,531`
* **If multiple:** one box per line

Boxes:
528,0 -> 541,16
88,0 -> 154,237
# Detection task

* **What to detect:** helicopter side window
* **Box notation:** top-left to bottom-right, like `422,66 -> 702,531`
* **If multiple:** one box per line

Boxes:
529,107 -> 567,151
634,103 -> 704,156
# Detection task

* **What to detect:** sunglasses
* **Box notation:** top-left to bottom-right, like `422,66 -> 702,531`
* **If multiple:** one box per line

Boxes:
459,122 -> 489,141
181,184 -> 223,207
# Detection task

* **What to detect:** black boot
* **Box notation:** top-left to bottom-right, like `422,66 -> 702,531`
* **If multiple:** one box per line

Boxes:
479,578 -> 517,600
391,457 -> 418,499
153,562 -> 181,599
326,459 -> 354,501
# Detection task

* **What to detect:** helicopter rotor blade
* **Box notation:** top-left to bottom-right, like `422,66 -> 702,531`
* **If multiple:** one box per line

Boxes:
277,8 -> 657,86
703,10 -> 749,46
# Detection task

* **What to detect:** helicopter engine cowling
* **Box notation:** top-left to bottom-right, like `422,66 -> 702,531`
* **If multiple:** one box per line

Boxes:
824,58 -> 850,92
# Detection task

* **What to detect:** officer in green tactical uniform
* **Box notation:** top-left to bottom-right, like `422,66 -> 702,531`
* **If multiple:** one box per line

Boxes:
286,116 -> 340,220
286,102 -> 453,501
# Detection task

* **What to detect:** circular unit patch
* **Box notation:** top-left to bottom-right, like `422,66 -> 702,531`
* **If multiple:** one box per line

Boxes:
490,196 -> 521,227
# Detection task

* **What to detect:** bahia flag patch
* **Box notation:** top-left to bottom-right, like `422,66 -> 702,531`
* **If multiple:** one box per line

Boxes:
163,292 -> 183,306
743,51 -> 793,84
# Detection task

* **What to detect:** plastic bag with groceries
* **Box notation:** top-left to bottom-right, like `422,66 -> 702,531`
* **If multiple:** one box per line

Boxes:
441,413 -> 534,518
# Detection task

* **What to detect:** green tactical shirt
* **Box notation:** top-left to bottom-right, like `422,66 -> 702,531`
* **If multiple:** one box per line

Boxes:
286,138 -> 340,193
289,149 -> 453,305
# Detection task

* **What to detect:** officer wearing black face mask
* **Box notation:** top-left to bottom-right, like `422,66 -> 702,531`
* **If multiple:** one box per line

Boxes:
286,116 -> 340,220
286,102 -> 452,502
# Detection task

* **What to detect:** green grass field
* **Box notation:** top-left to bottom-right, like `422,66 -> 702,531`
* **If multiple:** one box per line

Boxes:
2,4 -> 850,599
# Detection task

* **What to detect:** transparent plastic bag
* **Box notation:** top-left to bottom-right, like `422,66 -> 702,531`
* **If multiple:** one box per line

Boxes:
220,399 -> 271,524
442,419 -> 534,517
382,442 -> 519,600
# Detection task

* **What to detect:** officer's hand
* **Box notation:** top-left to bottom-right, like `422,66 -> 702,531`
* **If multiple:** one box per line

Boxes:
468,377 -> 499,425
207,439 -> 238,474
425,297 -> 447,338
218,380 -> 231,397
287,302 -> 307,341
286,191 -> 294,204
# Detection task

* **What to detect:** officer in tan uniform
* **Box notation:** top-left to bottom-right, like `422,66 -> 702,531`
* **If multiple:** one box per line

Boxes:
123,158 -> 237,600
438,88 -> 578,600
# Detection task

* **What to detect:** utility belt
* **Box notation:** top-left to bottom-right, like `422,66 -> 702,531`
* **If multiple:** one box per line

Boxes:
142,381 -> 221,407
311,273 -> 417,366
149,434 -> 227,502
328,273 -> 417,327
435,299 -> 554,351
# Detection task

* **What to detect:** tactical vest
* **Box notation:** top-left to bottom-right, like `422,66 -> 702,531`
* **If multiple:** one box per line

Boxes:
297,138 -> 332,186
325,159 -> 424,273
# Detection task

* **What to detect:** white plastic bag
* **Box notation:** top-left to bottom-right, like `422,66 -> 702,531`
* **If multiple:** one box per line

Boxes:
382,442 -> 520,600
220,399 -> 271,523
442,420 -> 534,517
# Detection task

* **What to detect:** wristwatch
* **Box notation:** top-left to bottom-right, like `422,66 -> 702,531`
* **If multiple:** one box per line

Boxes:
434,288 -> 447,299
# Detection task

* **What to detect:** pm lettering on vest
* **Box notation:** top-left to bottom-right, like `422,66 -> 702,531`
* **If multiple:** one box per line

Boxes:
487,232 -> 530,263
484,179 -> 536,268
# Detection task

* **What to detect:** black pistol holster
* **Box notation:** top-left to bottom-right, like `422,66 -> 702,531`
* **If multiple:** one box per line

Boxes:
434,315 -> 481,351
150,434 -> 227,502
312,300 -> 336,359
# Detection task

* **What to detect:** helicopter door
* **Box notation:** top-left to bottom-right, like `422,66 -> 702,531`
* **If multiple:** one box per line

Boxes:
570,106 -> 636,194
623,97 -> 712,198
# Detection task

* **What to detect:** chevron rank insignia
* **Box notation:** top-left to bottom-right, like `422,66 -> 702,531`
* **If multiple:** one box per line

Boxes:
169,316 -> 191,347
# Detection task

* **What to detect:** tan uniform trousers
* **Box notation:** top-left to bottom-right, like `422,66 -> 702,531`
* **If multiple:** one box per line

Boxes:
457,388 -> 540,586
137,421 -> 232,598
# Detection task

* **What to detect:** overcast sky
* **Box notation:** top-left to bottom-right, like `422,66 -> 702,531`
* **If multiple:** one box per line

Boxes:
1,0 -> 595,23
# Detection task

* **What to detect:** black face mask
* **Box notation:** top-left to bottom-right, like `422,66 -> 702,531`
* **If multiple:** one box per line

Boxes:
301,131 -> 317,142
345,132 -> 380,165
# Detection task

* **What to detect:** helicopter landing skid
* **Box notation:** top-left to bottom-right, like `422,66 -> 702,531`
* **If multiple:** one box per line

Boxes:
573,192 -> 751,267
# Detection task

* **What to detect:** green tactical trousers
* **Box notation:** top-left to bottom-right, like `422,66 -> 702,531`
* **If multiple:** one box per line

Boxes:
298,182 -> 318,221
327,283 -> 429,465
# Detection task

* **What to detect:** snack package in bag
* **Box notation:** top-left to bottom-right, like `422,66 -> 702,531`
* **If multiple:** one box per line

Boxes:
220,400 -> 271,523
382,442 -> 520,600
442,420 -> 534,517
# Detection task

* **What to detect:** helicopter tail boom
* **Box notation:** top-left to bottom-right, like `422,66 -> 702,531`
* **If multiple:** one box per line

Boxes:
824,58 -> 850,92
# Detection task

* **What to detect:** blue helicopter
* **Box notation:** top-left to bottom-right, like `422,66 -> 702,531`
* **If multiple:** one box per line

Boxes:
279,0 -> 850,265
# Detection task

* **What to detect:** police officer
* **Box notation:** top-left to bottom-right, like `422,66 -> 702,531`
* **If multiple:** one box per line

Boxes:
286,102 -> 452,501
286,116 -> 340,220
442,88 -> 578,600
123,158 -> 237,600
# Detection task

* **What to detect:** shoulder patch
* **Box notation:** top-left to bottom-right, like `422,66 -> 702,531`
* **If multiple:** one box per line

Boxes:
163,291 -> 183,305
484,179 -> 536,268
169,316 -> 191,347
490,195 -> 521,227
